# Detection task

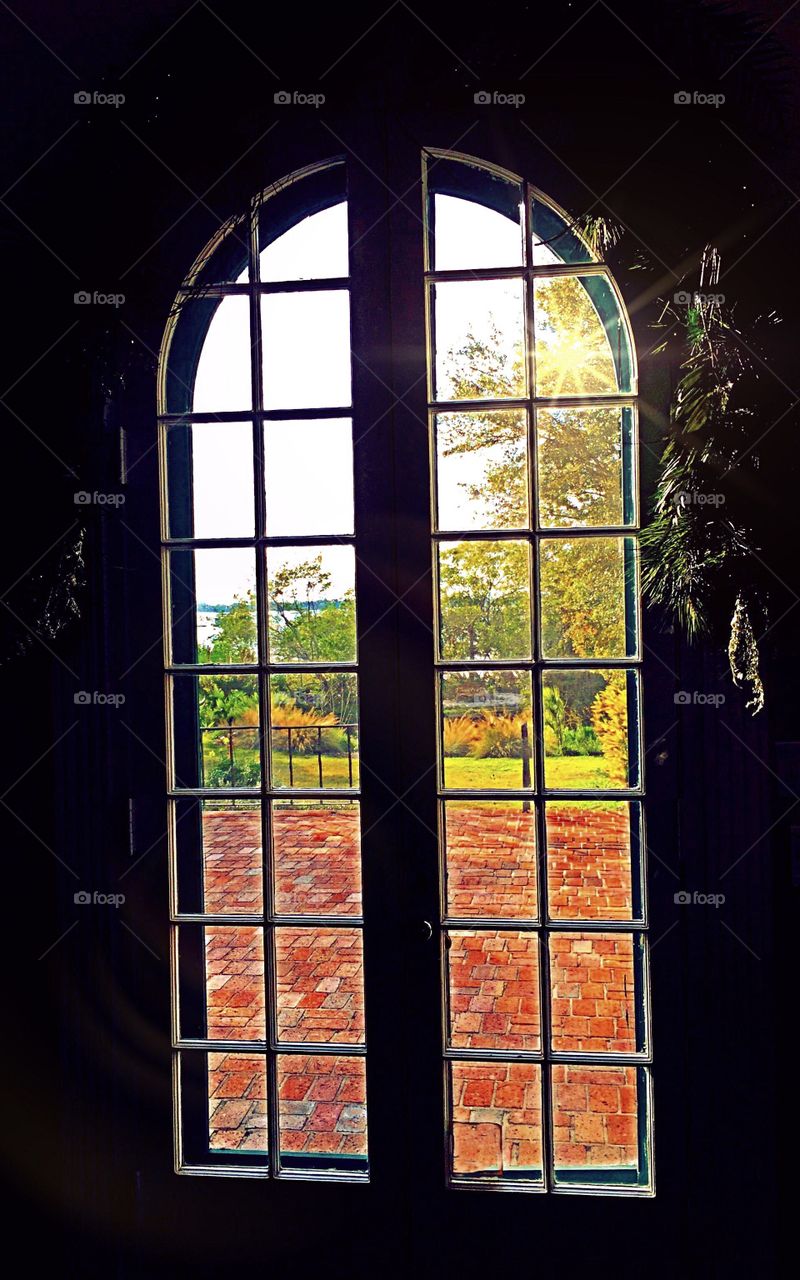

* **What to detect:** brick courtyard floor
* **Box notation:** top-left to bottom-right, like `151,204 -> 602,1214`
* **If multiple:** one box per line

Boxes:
201,803 -> 638,1172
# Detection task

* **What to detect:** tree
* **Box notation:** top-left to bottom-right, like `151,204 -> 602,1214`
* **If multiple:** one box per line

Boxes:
268,554 -> 358,726
439,539 -> 529,659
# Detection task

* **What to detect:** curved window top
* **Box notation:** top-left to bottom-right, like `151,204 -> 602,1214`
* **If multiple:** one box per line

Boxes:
425,151 -> 635,400
159,160 -> 350,418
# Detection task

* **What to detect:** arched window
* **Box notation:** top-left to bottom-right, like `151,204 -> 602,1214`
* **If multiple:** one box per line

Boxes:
159,151 -> 649,1194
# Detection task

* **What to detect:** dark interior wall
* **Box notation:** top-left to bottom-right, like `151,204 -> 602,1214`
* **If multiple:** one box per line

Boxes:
0,2 -> 797,1276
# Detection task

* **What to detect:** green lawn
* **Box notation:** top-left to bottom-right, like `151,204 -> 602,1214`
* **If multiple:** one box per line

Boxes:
443,754 -> 612,791
203,740 -> 617,794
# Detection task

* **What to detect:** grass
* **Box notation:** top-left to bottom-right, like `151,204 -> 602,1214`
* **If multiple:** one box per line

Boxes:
203,741 -> 618,795
443,754 -> 612,791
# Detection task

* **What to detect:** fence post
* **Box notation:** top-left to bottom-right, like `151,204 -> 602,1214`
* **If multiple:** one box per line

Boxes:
346,727 -> 353,788
317,726 -> 324,788
287,727 -> 294,788
521,721 -> 531,812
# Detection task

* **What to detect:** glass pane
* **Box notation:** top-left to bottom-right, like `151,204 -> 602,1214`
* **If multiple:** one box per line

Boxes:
267,545 -> 356,663
537,406 -> 634,528
273,799 -> 361,916
531,197 -> 595,266
539,536 -> 637,660
277,1054 -> 368,1172
450,1061 -> 542,1183
261,291 -> 351,410
541,669 -> 639,791
172,674 -> 261,790
178,1051 -> 267,1171
434,279 -> 526,402
169,548 -> 257,665
260,201 -> 349,281
552,1065 -> 650,1189
276,927 -> 365,1044
441,670 -> 533,791
446,929 -> 540,1051
534,275 -> 632,397
438,539 -> 531,661
264,418 -> 354,537
546,802 -> 641,922
435,409 -> 529,531
177,924 -> 266,1041
209,1052 -> 268,1153
192,295 -> 252,412
444,800 -> 537,920
269,673 -> 359,790
427,155 -> 524,270
166,421 -> 255,540
174,797 -> 263,916
549,932 -> 643,1053
432,196 -> 523,271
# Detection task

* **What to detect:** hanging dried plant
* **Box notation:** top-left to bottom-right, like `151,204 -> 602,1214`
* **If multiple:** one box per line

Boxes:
640,245 -> 777,713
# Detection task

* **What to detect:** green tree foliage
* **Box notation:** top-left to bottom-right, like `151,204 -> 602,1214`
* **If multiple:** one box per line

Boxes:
440,539 -> 529,659
440,292 -> 627,754
268,554 -> 358,726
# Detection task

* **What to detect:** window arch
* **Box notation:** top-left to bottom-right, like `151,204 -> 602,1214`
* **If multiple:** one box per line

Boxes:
158,150 -> 651,1194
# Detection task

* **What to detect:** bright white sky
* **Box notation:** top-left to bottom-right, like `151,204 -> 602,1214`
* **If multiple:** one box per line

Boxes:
186,194 -> 549,604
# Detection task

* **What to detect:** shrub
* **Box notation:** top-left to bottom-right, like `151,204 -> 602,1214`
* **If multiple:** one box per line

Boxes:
543,685 -> 567,755
470,712 -> 530,760
590,676 -> 628,785
563,724 -> 602,757
270,702 -> 349,756
205,757 -> 261,788
443,715 -> 478,756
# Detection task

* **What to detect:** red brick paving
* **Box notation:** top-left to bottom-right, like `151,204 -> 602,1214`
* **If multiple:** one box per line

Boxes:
208,1052 -> 268,1151
552,1064 -> 639,1170
448,930 -> 541,1051
200,804 -> 637,1165
546,806 -> 633,919
202,804 -> 361,915
451,1061 -> 542,1177
275,927 -> 365,1044
549,933 -> 636,1053
445,804 -> 537,918
278,1055 -> 367,1158
205,927 -> 266,1040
